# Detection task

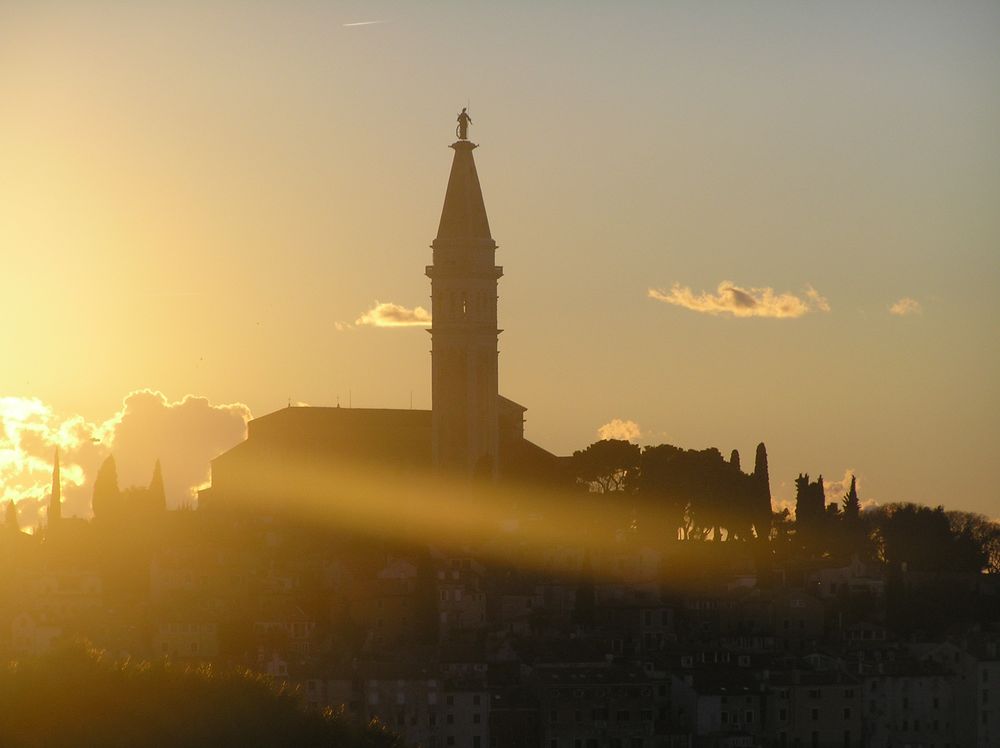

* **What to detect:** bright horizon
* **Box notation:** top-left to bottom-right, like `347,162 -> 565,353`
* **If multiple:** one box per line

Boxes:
1,1 -> 998,525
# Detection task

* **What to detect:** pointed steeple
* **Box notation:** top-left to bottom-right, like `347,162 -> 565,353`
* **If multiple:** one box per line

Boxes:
434,141 -> 494,246
426,119 -> 503,477
49,447 -> 61,524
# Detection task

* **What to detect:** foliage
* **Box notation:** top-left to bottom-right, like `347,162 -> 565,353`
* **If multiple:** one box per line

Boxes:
866,503 -> 989,573
570,439 -> 640,494
568,438 -> 774,544
841,475 -> 860,521
0,643 -> 400,748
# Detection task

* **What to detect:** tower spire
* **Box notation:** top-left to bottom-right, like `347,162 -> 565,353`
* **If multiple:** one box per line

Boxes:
427,117 -> 503,477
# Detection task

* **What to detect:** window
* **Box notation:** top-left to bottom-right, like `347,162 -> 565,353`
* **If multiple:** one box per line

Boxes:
473,694 -> 481,706
843,708 -> 851,719
473,713 -> 480,724
779,708 -> 787,722
745,710 -> 754,724
446,714 -> 454,725
811,708 -> 819,721
446,695 -> 454,706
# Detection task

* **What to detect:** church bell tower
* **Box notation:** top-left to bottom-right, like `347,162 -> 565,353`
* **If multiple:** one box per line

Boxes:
426,117 -> 502,476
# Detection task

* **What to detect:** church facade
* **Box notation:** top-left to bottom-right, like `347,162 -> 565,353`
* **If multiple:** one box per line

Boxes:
201,122 -> 558,508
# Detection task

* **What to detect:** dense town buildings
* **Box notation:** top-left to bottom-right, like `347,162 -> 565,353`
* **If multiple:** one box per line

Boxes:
2,124 -> 998,747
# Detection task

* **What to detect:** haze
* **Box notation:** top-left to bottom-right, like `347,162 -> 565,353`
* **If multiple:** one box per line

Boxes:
1,0 -> 998,517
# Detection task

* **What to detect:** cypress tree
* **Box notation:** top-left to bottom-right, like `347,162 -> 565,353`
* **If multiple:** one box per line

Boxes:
842,475 -> 860,520
751,443 -> 772,539
148,459 -> 167,512
92,456 -> 122,520
5,500 -> 19,532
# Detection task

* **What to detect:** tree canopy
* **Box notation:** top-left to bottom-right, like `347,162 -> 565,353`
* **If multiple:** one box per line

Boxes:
0,644 -> 399,748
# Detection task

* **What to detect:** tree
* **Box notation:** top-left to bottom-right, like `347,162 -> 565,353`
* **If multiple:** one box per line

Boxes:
91,456 -> 122,520
842,475 -> 860,521
148,459 -> 167,512
0,643 -> 400,747
946,510 -> 1000,573
571,439 -> 640,494
4,500 -> 19,532
868,503 -> 987,573
751,443 -> 772,540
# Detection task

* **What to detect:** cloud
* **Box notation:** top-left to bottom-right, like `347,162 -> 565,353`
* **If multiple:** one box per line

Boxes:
889,297 -> 921,316
108,390 -> 251,508
343,20 -> 390,27
0,390 -> 250,529
824,469 -> 857,506
355,301 -> 431,328
597,419 -> 641,441
648,281 -> 830,319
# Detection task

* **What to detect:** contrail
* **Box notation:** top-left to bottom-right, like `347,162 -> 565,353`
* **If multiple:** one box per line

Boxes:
342,20 -> 389,27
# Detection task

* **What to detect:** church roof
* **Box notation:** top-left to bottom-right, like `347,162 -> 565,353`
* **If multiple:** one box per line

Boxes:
435,141 -> 493,245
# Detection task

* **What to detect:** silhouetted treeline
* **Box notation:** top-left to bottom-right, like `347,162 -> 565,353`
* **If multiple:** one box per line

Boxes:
570,438 -> 771,543
568,438 -> 999,575
0,643 -> 400,748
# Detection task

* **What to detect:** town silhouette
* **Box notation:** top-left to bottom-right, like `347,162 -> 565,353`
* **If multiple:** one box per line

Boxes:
1,113 -> 998,748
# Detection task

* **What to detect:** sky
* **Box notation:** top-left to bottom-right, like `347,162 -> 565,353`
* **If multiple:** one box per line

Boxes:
0,0 -> 998,523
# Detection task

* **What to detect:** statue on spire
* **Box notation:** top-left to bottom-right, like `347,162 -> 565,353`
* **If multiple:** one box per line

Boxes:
456,107 -> 472,140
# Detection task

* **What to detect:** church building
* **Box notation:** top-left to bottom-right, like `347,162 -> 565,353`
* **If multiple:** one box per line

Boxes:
201,119 -> 558,508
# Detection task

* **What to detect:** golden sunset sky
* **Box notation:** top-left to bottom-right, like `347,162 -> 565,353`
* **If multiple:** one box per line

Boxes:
1,1 -> 997,522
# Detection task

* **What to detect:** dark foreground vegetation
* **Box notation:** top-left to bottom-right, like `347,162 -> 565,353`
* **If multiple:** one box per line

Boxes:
0,644 -> 399,748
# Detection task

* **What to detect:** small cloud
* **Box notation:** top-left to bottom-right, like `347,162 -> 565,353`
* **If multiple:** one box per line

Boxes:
824,469 -> 857,504
889,297 -> 922,316
597,419 -> 641,442
355,301 -> 431,328
648,280 -> 830,319
805,285 -> 831,313
343,20 -> 389,27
